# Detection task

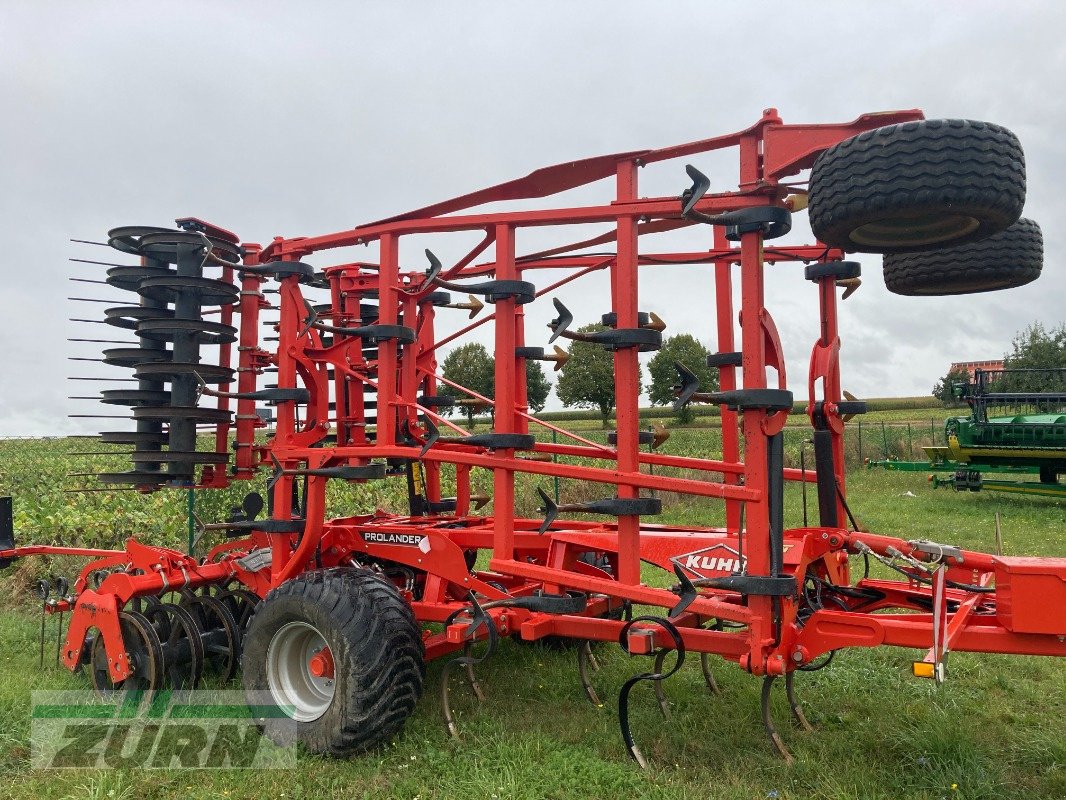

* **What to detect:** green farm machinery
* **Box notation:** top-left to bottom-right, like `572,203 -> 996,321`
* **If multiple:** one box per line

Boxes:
923,368 -> 1066,498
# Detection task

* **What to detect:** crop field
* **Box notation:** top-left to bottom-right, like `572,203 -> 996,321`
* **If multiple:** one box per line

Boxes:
0,413 -> 1064,800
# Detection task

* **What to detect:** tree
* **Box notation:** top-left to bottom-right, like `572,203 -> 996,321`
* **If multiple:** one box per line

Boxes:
932,365 -> 971,406
525,361 -> 552,413
440,343 -> 494,425
999,322 -> 1066,392
439,342 -> 553,422
647,334 -> 717,423
555,323 -> 643,425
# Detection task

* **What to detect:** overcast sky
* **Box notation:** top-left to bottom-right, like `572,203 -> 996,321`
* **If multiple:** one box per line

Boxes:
1,1 -> 1063,436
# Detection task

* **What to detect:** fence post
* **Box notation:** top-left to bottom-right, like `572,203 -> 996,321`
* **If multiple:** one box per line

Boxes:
931,417 -> 936,446
881,420 -> 889,458
907,423 -> 913,459
857,419 -> 863,463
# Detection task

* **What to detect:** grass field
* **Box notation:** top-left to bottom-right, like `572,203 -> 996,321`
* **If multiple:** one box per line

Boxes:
0,416 -> 1064,800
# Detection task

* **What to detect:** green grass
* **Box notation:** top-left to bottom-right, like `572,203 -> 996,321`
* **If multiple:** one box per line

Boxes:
1,436 -> 1065,799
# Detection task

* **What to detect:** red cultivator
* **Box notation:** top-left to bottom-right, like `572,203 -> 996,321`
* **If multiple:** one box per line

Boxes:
3,108 -> 1063,763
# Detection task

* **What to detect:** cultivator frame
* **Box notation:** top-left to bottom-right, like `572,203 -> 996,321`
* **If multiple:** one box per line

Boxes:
4,107 -> 1065,763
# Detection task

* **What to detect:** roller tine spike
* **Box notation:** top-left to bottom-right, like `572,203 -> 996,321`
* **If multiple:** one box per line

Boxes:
536,487 -> 558,535
69,277 -> 109,286
785,672 -> 814,731
577,641 -> 603,706
547,298 -> 572,343
700,652 -> 722,695
422,249 -> 444,290
652,650 -> 671,718
760,676 -> 794,762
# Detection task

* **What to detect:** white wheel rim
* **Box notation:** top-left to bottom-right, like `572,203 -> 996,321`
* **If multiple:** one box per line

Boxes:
265,621 -> 335,721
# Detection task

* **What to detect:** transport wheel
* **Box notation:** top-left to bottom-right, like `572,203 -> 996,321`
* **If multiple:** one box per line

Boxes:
881,218 -> 1042,295
241,567 -> 425,756
808,119 -> 1024,253
89,610 -> 165,697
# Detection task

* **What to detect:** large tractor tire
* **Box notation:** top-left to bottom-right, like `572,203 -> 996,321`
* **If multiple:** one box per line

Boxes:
881,218 -> 1042,295
242,568 -> 425,756
808,119 -> 1025,253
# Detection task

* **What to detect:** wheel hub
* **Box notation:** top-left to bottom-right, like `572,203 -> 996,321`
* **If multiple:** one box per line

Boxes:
265,621 -> 335,722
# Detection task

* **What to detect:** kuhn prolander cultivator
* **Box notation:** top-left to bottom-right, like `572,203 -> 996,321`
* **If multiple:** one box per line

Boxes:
2,108 -> 1063,763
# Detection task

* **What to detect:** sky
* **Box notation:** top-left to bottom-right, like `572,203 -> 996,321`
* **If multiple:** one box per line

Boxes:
1,0 -> 1063,436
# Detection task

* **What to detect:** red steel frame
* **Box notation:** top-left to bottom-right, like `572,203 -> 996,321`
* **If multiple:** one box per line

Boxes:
5,108 -> 1066,686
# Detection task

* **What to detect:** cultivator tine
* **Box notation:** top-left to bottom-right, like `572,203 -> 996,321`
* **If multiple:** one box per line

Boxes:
785,672 -> 814,731
419,417 -> 440,458
469,493 -> 491,511
577,640 -> 603,706
422,249 -> 444,290
681,165 -> 712,218
837,276 -> 862,299
442,294 -> 485,319
440,593 -> 498,738
652,650 -> 671,718
617,616 -> 685,770
547,298 -> 573,343
699,653 -> 722,695
651,422 -> 670,450
760,676 -> 794,763
672,362 -> 701,411
536,487 -> 558,535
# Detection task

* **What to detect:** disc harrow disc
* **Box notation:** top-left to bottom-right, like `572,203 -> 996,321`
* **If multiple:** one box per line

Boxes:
145,602 -> 205,690
135,318 -> 237,345
129,450 -> 229,464
217,589 -> 261,637
96,470 -> 168,486
137,276 -> 239,306
104,306 -> 175,330
133,362 -> 235,384
102,347 -> 172,368
100,389 -> 171,406
106,265 -> 175,292
100,431 -> 167,446
133,406 -> 233,424
180,594 -> 240,682
90,610 -> 165,698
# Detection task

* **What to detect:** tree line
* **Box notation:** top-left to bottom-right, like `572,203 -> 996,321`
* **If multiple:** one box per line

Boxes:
439,327 -> 719,425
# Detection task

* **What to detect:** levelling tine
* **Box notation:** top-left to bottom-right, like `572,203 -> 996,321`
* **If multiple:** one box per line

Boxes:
652,650 -> 671,719
760,675 -> 794,763
700,652 -> 723,695
785,671 -> 814,731
577,641 -> 602,706
463,642 -> 486,703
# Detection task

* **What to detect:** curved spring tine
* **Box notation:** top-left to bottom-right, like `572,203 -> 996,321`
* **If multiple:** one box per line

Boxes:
577,640 -> 602,706
441,642 -> 487,739
463,642 -> 486,702
785,671 -> 814,731
652,650 -> 671,719
440,660 -> 462,739
700,652 -> 723,696
760,676 -> 794,763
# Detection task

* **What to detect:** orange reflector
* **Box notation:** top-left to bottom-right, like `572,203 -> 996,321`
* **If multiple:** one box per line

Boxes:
912,661 -> 935,679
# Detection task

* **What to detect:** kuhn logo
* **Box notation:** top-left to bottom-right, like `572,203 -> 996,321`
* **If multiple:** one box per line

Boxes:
671,544 -> 747,579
